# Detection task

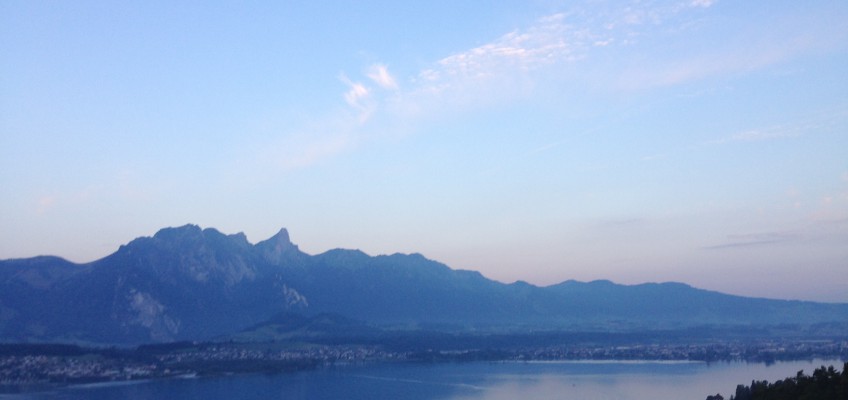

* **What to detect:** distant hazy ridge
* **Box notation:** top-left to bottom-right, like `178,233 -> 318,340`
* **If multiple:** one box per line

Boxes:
1,225 -> 846,344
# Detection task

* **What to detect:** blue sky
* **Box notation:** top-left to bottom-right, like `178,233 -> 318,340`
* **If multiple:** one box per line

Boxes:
2,0 -> 847,302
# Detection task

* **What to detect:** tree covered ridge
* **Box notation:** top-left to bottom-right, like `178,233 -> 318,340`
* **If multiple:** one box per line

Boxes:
707,362 -> 848,400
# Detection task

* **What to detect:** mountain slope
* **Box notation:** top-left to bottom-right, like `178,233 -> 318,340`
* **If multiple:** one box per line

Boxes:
0,225 -> 846,344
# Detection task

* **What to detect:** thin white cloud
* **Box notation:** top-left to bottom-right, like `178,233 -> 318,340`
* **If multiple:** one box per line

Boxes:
279,132 -> 352,171
305,3 -> 728,172
618,44 -> 798,90
405,1 -> 745,104
712,126 -> 797,144
615,0 -> 848,93
257,112 -> 362,173
689,0 -> 716,8
339,74 -> 374,123
707,105 -> 848,145
732,129 -> 790,142
345,1 -> 795,121
420,13 -> 583,84
340,76 -> 369,109
367,64 -> 398,90
704,231 -> 800,249
278,0 -> 839,172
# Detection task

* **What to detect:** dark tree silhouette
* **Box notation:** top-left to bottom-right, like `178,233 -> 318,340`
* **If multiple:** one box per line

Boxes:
711,362 -> 848,400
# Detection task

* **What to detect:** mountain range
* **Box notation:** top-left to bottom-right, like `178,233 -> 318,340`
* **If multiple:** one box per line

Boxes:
1,224 -> 846,344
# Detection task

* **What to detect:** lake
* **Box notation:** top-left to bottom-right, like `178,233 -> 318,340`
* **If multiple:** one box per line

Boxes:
3,359 -> 842,400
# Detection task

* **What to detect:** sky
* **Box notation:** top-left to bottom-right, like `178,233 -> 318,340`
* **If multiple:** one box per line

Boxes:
1,0 -> 847,302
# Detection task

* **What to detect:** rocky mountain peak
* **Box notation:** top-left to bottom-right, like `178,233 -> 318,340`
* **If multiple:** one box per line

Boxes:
255,228 -> 301,264
269,228 -> 293,246
152,224 -> 203,241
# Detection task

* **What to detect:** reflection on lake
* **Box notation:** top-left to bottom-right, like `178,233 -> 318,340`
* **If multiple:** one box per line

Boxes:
4,359 -> 842,400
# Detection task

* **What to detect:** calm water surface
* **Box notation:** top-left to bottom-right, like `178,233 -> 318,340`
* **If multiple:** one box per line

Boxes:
3,359 -> 842,400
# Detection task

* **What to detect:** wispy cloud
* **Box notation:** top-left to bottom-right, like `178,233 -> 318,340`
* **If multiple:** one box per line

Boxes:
689,0 -> 716,9
278,132 -> 352,171
611,0 -> 848,91
706,105 -> 848,145
704,231 -> 800,250
261,115 -> 360,172
705,213 -> 848,250
708,125 -> 799,144
382,1 -> 791,114
261,66 -> 398,172
630,53 -> 784,90
367,64 -> 398,90
420,13 -> 584,82
342,79 -> 369,108
386,12 -> 610,119
272,0 -> 836,172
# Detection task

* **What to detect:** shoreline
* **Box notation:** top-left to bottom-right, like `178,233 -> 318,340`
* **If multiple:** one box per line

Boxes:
3,354 -> 846,396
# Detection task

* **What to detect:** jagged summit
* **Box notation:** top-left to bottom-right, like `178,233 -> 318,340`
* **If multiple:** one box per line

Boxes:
123,224 -> 252,254
263,228 -> 296,249
255,228 -> 302,264
153,224 -> 203,239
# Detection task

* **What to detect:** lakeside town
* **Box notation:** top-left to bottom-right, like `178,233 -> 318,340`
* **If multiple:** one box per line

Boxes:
2,338 -> 846,391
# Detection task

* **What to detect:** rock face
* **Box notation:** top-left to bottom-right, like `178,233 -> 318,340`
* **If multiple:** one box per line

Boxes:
0,225 -> 308,343
1,224 -> 847,344
255,228 -> 302,265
